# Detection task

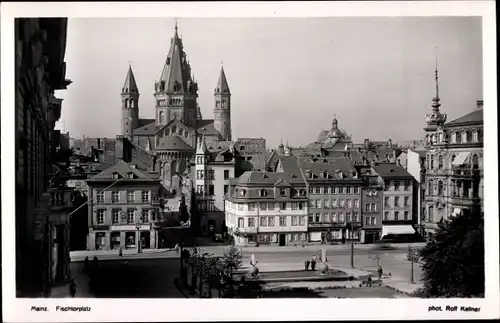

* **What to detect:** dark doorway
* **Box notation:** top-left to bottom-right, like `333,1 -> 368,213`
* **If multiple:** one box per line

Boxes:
279,234 -> 286,246
141,231 -> 151,249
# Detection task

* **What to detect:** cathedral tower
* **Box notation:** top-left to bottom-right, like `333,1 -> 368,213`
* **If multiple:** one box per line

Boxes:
154,22 -> 198,128
214,66 -> 231,141
424,49 -> 447,147
121,64 -> 139,139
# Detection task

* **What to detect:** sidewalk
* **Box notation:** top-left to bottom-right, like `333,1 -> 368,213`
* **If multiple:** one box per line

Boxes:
70,248 -> 178,262
50,263 -> 93,298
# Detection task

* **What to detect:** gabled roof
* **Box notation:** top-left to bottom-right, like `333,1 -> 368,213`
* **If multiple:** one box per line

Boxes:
215,66 -> 230,94
274,178 -> 292,187
133,120 -> 156,135
138,118 -> 155,128
445,109 -> 483,127
196,119 -> 220,136
156,135 -> 193,151
122,65 -> 139,94
90,160 -> 155,181
372,162 -> 414,179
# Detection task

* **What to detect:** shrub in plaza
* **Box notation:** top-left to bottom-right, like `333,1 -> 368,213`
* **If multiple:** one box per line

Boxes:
418,209 -> 484,298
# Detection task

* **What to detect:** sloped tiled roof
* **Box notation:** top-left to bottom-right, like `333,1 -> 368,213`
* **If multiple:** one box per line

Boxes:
156,135 -> 193,151
90,160 -> 155,181
235,171 -> 305,186
122,65 -> 139,94
372,163 -> 414,179
196,119 -> 220,136
445,109 -> 483,127
297,157 -> 359,181
134,120 -> 156,135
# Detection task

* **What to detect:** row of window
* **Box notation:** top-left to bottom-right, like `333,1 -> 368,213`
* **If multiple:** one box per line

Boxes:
246,233 -> 307,243
308,185 -> 360,195
196,185 -> 216,196
384,196 -> 411,208
383,211 -> 411,221
383,180 -> 411,192
237,215 -> 307,228
427,153 -> 480,170
309,199 -> 360,209
308,212 -> 360,223
96,191 -> 150,203
365,216 -> 377,226
235,188 -> 307,198
197,169 -> 229,180
449,130 -> 480,144
96,208 -> 151,225
230,201 -> 307,212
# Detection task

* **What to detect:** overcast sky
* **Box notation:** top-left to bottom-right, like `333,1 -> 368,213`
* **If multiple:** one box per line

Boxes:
56,17 -> 482,148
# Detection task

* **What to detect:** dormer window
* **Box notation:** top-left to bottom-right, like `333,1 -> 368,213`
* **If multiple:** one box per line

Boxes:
260,189 -> 268,197
279,188 -> 287,197
322,171 -> 328,179
112,172 -> 120,180
239,189 -> 247,197
299,189 -> 306,196
127,172 -> 134,179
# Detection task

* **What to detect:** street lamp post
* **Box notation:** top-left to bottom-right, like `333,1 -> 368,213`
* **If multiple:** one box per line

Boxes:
349,222 -> 355,268
407,246 -> 420,284
135,222 -> 142,254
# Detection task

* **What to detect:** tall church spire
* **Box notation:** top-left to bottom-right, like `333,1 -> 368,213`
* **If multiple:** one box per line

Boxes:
215,65 -> 230,94
122,64 -> 139,94
432,47 -> 441,110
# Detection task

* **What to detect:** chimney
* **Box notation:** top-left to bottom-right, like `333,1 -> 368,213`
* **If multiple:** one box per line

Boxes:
477,100 -> 483,109
115,135 -> 124,162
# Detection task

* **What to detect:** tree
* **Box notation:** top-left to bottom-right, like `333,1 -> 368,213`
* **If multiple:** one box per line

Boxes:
418,209 -> 484,298
222,245 -> 243,298
179,194 -> 189,223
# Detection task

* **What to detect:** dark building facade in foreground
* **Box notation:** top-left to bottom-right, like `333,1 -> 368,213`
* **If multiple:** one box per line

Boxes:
15,18 -> 72,297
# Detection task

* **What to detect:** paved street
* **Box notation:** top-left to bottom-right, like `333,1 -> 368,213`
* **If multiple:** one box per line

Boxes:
73,258 -> 184,298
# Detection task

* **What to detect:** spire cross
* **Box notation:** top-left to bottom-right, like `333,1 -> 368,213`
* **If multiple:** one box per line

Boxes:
128,60 -> 131,67
434,46 -> 440,102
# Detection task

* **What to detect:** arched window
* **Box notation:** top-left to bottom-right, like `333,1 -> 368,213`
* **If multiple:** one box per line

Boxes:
451,132 -> 457,143
472,154 -> 479,169
159,111 -> 164,124
472,130 -> 479,142
461,131 -> 467,143
430,155 -> 434,169
125,98 -> 129,108
438,155 -> 443,169
130,99 -> 134,108
428,179 -> 433,194
439,132 -> 443,143
438,181 -> 444,196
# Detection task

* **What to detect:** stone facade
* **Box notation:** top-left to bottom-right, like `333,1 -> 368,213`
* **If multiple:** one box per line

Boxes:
15,18 -> 72,297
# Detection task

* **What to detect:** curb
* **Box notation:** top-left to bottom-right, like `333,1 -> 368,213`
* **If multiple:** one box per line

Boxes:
173,278 -> 190,298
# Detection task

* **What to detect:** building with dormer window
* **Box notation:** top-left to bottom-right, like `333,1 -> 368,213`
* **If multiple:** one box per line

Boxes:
225,169 -> 308,246
86,161 -> 163,250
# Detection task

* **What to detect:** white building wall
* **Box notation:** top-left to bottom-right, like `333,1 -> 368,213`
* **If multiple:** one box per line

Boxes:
407,149 -> 423,224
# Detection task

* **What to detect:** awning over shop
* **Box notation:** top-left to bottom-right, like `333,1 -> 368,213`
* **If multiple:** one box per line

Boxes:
452,152 -> 471,166
423,222 -> 440,231
381,225 -> 417,237
452,208 -> 463,217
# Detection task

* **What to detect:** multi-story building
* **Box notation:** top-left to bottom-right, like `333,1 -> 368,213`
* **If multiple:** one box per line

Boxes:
86,161 -> 163,250
373,163 -> 418,240
225,168 -> 309,246
15,18 -> 72,297
407,149 -> 427,235
193,136 -> 235,235
357,165 -> 383,243
295,156 -> 363,243
422,65 -> 484,239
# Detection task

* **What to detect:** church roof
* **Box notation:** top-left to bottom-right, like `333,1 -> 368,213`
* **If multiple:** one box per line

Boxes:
445,109 -> 483,127
196,119 -> 220,136
215,66 -> 230,94
122,65 -> 139,94
133,120 -> 156,135
156,135 -> 192,151
90,160 -> 155,181
156,24 -> 193,94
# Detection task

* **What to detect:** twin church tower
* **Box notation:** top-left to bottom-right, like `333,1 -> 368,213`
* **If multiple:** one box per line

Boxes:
119,22 -> 232,154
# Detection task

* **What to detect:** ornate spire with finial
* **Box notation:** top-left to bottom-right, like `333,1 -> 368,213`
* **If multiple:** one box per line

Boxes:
425,46 -> 447,126
432,46 -> 441,110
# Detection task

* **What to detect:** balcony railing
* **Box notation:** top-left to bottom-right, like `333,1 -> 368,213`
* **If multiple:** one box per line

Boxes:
49,187 -> 76,210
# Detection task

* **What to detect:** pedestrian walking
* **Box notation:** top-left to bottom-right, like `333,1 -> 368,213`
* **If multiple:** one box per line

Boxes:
175,243 -> 180,254
367,275 -> 373,287
304,259 -> 310,271
377,265 -> 383,280
69,280 -> 77,298
119,247 -> 123,257
311,256 -> 317,271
